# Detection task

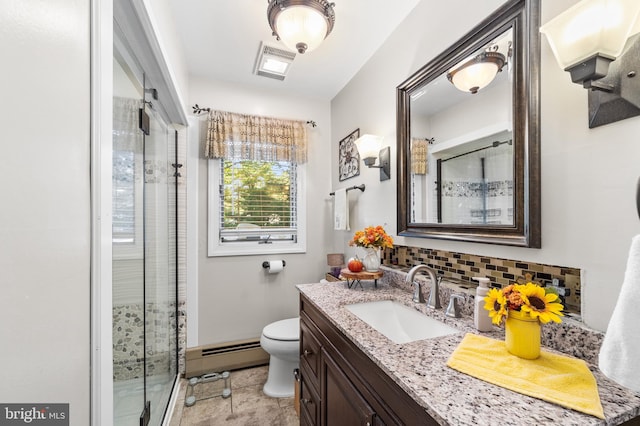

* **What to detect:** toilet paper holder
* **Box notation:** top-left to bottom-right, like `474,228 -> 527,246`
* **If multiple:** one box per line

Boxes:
262,260 -> 286,269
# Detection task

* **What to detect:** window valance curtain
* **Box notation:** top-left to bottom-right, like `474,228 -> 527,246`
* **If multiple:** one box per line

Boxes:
205,110 -> 308,164
411,138 -> 428,175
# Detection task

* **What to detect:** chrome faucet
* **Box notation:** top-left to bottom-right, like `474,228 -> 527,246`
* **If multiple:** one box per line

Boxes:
405,265 -> 442,309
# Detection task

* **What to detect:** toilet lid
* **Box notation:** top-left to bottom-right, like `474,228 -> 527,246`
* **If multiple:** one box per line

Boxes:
262,318 -> 299,341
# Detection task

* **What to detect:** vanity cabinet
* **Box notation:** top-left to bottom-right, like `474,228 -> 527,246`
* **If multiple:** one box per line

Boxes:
299,293 -> 437,426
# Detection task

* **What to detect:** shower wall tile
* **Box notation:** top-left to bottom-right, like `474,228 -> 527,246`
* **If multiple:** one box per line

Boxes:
113,302 -> 177,381
176,126 -> 187,376
382,245 -> 581,313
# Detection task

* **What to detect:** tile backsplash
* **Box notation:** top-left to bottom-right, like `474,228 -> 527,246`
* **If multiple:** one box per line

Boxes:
382,245 -> 580,313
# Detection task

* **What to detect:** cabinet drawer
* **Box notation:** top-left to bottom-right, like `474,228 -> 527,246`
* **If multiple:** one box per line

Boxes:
300,374 -> 320,426
300,316 -> 322,385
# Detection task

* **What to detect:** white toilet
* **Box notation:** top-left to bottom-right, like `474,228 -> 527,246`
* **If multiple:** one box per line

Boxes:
260,317 -> 300,398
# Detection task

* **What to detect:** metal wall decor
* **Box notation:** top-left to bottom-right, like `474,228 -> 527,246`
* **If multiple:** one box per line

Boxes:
338,128 -> 360,181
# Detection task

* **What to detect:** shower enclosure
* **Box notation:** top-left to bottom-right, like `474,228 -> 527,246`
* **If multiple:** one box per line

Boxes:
112,48 -> 178,425
438,139 -> 514,224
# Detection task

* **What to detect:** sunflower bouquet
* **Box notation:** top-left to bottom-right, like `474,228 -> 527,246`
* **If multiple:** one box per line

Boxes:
348,225 -> 394,249
484,282 -> 564,325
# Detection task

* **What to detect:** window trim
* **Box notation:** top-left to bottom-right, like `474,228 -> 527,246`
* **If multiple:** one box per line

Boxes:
207,158 -> 306,257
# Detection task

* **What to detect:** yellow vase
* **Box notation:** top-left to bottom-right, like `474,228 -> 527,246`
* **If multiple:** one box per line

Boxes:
505,309 -> 541,359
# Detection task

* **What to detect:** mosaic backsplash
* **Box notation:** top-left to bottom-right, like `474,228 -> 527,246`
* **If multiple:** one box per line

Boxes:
382,245 -> 581,313
441,179 -> 513,198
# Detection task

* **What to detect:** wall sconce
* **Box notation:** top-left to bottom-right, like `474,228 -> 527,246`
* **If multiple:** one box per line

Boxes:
540,0 -> 640,128
447,51 -> 506,94
354,134 -> 390,181
267,0 -> 336,54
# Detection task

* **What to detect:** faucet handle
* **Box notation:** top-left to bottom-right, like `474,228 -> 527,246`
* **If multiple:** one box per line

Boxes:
445,294 -> 465,318
412,281 -> 425,303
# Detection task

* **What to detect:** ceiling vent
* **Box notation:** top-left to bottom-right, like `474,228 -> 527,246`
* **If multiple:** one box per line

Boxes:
254,42 -> 296,81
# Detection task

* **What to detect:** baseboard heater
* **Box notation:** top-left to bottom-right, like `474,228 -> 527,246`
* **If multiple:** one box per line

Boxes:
185,338 -> 269,378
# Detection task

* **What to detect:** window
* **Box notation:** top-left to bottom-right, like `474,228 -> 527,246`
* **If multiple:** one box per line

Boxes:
112,150 -> 136,244
208,158 -> 306,256
112,96 -> 144,259
205,109 -> 308,256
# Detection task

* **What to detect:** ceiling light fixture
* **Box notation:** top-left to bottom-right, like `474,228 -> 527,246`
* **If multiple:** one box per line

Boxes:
267,0 -> 336,54
447,51 -> 506,94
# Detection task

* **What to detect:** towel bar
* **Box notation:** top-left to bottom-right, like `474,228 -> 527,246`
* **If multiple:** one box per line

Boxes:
329,184 -> 365,196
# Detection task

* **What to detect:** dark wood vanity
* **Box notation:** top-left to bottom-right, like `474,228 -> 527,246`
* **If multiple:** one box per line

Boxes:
299,293 -> 437,425
296,278 -> 640,425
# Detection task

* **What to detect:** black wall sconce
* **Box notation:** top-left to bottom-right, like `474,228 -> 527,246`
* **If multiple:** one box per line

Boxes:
354,134 -> 391,181
541,0 -> 640,128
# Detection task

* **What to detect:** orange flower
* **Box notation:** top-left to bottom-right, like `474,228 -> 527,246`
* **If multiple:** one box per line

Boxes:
348,225 -> 393,249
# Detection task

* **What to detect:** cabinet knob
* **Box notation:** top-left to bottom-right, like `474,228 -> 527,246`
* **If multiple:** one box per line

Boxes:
303,349 -> 313,357
301,398 -> 312,405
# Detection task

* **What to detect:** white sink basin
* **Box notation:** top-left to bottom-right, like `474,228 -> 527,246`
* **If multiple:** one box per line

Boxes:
345,300 -> 459,344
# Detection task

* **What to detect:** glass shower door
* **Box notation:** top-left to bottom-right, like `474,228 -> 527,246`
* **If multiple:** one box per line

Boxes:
113,47 -> 178,425
112,53 -> 147,426
142,102 -> 178,425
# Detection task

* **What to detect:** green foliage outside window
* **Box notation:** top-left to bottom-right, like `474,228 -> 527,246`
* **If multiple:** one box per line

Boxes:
222,160 -> 293,229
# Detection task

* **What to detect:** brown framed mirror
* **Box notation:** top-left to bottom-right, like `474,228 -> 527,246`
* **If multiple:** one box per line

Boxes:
396,0 -> 541,247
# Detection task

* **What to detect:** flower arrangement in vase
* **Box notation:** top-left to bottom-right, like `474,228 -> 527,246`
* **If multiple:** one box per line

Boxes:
484,282 -> 564,359
348,225 -> 393,272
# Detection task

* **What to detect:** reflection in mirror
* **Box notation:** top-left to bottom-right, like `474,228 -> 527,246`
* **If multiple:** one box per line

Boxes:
397,0 -> 540,247
439,134 -> 512,224
410,28 -> 514,226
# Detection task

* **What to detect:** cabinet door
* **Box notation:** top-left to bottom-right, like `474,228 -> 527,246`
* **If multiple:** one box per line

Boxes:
301,316 -> 322,388
323,349 -> 378,426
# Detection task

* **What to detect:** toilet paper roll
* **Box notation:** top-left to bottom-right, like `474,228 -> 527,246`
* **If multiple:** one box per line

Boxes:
267,260 -> 284,274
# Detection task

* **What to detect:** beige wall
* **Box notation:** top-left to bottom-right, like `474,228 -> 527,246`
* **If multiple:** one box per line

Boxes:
189,77 -> 333,346
0,0 -> 91,423
331,0 -> 640,332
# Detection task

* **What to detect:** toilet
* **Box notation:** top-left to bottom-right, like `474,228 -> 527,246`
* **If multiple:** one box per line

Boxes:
260,317 -> 300,398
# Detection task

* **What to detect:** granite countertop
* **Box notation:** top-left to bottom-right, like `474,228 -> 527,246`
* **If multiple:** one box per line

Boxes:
297,266 -> 640,426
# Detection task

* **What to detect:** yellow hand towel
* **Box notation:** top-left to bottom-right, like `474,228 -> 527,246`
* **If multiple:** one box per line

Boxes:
447,333 -> 605,419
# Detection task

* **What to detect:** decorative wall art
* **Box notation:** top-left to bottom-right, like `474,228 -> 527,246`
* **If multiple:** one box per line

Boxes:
338,128 -> 360,181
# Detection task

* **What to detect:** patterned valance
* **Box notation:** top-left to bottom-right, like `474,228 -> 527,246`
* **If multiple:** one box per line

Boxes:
411,138 -> 428,175
205,110 -> 308,164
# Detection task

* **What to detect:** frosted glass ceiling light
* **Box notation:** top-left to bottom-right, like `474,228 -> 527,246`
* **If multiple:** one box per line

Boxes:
355,135 -> 390,181
267,0 -> 336,54
447,51 -> 506,94
540,0 -> 640,127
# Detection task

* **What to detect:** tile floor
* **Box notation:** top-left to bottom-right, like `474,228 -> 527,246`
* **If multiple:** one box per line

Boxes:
169,365 -> 299,425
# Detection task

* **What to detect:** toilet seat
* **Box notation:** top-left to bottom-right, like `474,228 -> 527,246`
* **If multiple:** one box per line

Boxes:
262,318 -> 299,341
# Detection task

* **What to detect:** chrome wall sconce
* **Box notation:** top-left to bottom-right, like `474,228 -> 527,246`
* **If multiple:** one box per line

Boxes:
354,134 -> 391,181
267,0 -> 336,54
541,0 -> 640,128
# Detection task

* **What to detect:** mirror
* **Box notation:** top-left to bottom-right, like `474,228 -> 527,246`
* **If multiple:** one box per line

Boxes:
397,0 -> 540,247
